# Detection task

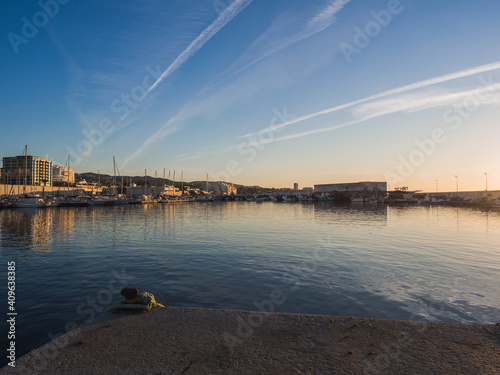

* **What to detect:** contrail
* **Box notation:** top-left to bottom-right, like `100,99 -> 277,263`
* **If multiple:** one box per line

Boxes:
240,81 -> 500,148
123,0 -> 347,166
225,0 -> 350,80
122,118 -> 178,167
144,0 -> 254,97
241,60 -> 500,138
173,61 -> 500,162
121,0 -> 254,167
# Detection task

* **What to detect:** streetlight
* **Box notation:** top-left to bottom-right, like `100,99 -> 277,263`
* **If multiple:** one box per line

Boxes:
435,180 -> 438,193
455,175 -> 458,194
485,172 -> 488,191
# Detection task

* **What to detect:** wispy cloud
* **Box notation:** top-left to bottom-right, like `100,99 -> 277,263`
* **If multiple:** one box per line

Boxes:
352,85 -> 500,119
114,0 -> 255,137
224,0 -> 351,78
182,61 -> 500,160
122,120 -> 179,167
124,0 -> 350,166
242,61 -> 500,138
120,0 -> 256,167
243,81 -> 500,148
143,0 -> 255,97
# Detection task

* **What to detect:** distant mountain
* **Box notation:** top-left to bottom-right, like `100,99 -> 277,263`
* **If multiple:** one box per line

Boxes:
75,172 -> 290,193
76,173 -> 237,189
76,172 -> 176,187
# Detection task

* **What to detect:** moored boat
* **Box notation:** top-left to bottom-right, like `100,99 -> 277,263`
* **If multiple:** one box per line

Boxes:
113,194 -> 130,205
350,197 -> 365,203
316,193 -> 335,201
88,198 -> 107,206
46,197 -> 61,207
59,196 -> 89,207
13,197 -> 47,208
0,200 -> 13,209
485,198 -> 500,208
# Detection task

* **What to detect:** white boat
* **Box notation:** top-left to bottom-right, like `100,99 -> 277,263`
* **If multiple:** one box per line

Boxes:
46,197 -> 61,207
350,197 -> 365,203
139,195 -> 157,204
298,195 -> 313,202
13,197 -> 47,208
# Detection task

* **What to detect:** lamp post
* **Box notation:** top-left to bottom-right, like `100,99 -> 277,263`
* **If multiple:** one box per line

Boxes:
485,172 -> 488,192
455,175 -> 458,195
435,180 -> 438,193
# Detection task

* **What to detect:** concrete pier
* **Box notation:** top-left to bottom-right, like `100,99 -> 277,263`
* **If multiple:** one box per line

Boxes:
2,307 -> 499,374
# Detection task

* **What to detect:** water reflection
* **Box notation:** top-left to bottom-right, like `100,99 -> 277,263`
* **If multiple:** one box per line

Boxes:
1,208 -> 76,255
313,202 -> 388,226
0,202 -> 500,368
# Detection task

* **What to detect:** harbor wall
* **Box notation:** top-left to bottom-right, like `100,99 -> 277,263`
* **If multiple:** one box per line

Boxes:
0,184 -> 96,197
426,190 -> 500,199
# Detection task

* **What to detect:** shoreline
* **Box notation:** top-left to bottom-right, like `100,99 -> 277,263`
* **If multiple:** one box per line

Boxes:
2,307 -> 499,374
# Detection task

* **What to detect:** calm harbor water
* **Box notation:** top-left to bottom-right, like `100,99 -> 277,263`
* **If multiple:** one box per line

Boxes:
1,202 -> 500,365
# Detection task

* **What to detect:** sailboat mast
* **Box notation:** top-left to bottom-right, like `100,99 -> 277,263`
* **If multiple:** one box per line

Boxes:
181,170 -> 183,194
144,169 -> 147,196
113,156 -> 116,195
23,145 -> 28,195
67,155 -> 71,196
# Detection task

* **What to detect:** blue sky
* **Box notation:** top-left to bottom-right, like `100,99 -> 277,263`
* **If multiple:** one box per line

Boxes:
1,0 -> 500,191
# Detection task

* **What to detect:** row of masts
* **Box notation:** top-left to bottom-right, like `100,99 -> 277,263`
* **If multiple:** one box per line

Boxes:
143,168 -> 184,195
62,153 -> 185,195
11,146 -> 187,196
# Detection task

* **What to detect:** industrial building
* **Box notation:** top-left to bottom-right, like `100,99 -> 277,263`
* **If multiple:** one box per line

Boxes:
314,181 -> 387,199
2,155 -> 53,186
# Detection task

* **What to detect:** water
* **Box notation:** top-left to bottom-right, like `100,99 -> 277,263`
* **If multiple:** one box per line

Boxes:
1,202 -> 500,366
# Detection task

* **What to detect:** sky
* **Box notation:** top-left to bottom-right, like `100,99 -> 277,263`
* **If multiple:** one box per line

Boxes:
1,0 -> 500,192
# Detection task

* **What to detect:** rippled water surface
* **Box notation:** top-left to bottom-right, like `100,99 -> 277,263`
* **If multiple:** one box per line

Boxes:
1,202 -> 500,364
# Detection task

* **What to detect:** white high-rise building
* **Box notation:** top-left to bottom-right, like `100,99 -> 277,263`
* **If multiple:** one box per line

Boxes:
2,155 -> 53,186
52,165 -> 75,184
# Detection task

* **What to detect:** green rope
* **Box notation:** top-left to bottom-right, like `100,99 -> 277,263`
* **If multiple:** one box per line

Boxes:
105,292 -> 165,312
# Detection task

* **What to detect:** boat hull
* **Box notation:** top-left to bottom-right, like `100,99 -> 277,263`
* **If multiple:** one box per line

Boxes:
59,201 -> 89,207
13,202 -> 47,208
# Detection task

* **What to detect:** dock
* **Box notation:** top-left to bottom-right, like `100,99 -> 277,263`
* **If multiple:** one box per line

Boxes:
3,307 -> 499,374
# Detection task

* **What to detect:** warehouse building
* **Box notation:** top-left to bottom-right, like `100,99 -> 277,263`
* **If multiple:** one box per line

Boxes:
314,181 -> 387,195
